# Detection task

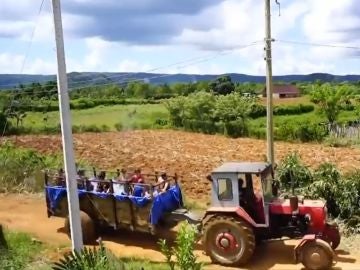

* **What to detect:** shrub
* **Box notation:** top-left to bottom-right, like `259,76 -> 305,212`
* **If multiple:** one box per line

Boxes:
248,103 -> 266,118
183,119 -> 218,135
276,152 -> 313,191
274,104 -> 314,116
275,121 -> 327,142
52,240 -> 125,270
224,119 -> 248,138
158,221 -> 203,270
154,118 -> 168,126
114,122 -> 123,131
248,126 -> 266,139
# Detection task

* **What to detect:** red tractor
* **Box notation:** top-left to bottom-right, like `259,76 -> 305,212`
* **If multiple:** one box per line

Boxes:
201,162 -> 340,270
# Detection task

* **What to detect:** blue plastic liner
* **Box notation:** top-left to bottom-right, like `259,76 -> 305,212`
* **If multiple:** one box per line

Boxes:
45,183 -> 183,225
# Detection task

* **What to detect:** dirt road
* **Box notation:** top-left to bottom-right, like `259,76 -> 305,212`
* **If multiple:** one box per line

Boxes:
1,193 -> 359,270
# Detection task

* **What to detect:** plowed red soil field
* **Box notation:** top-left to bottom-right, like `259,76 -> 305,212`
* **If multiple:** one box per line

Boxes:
6,130 -> 360,202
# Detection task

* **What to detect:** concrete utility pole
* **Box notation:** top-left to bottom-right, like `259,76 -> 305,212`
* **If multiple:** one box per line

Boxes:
265,0 -> 275,166
51,0 -> 83,251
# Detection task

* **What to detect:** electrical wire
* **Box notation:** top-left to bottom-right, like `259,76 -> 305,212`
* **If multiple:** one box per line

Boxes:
275,39 -> 360,50
1,0 -> 46,137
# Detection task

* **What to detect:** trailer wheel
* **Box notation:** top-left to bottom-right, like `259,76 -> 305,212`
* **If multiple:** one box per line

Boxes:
202,215 -> 255,266
301,239 -> 333,270
64,211 -> 96,244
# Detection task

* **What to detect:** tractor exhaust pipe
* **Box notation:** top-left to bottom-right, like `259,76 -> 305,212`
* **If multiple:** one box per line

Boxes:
290,195 -> 299,214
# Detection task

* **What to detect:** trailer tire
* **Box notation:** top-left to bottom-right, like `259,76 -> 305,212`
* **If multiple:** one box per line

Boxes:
64,211 -> 96,245
202,215 -> 255,266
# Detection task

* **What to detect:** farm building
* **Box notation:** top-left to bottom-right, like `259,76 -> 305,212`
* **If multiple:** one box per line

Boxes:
262,84 -> 300,98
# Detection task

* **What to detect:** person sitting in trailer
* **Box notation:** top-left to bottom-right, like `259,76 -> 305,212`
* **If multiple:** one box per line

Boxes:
76,169 -> 87,190
154,172 -> 169,196
130,169 -> 144,184
96,171 -> 110,193
55,168 -> 65,186
117,169 -> 127,181
113,169 -> 128,195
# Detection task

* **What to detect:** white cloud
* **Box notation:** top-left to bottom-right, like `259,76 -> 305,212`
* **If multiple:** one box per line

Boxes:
0,53 -> 56,74
117,60 -> 152,72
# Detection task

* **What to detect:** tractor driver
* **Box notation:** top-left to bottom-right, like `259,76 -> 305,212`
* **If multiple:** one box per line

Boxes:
238,177 -> 247,206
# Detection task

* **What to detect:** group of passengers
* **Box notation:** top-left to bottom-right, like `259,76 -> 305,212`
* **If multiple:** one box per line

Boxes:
55,168 -> 170,198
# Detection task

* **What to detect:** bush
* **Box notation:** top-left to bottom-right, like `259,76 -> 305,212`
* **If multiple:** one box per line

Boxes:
53,240 -> 125,270
224,119 -> 248,138
158,221 -> 203,270
248,126 -> 266,139
277,153 -> 360,231
183,119 -> 218,135
114,122 -> 123,131
248,103 -> 266,118
275,121 -> 327,142
274,104 -> 314,116
276,152 -> 313,191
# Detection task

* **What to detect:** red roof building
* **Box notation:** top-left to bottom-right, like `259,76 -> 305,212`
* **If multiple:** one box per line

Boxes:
262,84 -> 300,98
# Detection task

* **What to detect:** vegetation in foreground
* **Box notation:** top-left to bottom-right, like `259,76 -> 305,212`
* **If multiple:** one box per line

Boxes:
53,221 -> 202,270
277,152 -> 360,233
0,227 -> 44,270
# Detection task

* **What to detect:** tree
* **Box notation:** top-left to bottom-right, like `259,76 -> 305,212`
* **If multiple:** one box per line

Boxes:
5,101 -> 26,128
209,75 -> 235,95
310,83 -> 353,124
0,112 -> 10,134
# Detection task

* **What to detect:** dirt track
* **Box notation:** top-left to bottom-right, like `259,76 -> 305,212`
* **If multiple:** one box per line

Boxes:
0,193 -> 359,270
6,130 -> 360,201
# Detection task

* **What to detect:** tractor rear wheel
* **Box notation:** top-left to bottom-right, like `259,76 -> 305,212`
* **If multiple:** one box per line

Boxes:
300,239 -> 333,270
202,215 -> 255,266
64,211 -> 96,244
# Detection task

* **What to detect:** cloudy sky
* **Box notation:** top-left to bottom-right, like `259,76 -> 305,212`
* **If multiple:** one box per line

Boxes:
0,0 -> 359,75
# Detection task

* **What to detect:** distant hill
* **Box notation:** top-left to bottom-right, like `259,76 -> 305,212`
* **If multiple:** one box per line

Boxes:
0,72 -> 359,89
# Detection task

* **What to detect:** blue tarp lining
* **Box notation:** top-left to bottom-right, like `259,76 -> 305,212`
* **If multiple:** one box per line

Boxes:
45,184 -> 183,225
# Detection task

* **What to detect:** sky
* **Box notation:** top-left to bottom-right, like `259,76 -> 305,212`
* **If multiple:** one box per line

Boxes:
0,0 -> 359,76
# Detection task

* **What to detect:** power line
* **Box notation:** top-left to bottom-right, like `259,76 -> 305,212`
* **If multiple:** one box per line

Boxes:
275,39 -> 360,50
1,0 -> 46,137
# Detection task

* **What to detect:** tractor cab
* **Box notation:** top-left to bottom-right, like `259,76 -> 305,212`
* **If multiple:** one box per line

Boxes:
207,162 -> 275,225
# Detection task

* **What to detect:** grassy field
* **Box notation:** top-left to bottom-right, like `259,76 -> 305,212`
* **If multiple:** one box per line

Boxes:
19,103 -> 168,131
15,96 -> 359,136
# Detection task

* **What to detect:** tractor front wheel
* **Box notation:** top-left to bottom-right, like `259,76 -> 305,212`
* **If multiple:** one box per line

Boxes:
300,239 -> 333,270
202,215 -> 255,266
64,211 -> 96,244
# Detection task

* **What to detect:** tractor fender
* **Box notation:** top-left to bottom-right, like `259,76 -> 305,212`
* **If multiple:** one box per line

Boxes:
294,234 -> 335,263
202,207 -> 258,228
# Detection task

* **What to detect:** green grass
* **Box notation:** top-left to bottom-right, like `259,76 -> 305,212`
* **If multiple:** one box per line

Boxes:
0,229 -> 171,270
18,103 -> 168,131
0,229 -> 44,269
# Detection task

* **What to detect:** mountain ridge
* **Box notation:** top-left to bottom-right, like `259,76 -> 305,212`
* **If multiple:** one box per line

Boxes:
0,72 -> 359,89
